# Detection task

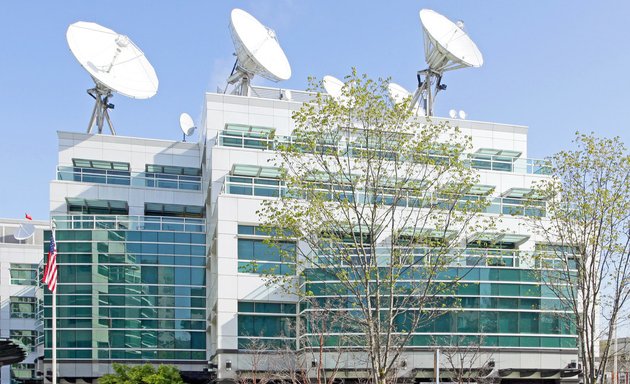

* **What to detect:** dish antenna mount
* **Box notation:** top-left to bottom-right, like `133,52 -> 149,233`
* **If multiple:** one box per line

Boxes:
410,9 -> 483,116
66,21 -> 159,135
227,9 -> 291,96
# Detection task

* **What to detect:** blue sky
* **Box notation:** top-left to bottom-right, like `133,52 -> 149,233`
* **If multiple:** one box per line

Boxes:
1,1 -> 629,220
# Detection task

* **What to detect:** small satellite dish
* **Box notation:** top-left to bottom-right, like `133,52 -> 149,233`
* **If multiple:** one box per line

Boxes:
179,113 -> 196,141
14,223 -> 35,241
67,21 -> 159,135
449,109 -> 457,118
323,75 -> 344,100
388,82 -> 425,115
409,9 -> 483,117
281,89 -> 292,101
227,9 -> 291,96
458,110 -> 467,119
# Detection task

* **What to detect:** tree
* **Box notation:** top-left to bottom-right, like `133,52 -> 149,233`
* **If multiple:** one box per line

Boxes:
437,334 -> 495,384
235,338 -> 275,384
258,71 -> 492,384
528,133 -> 630,384
99,363 -> 184,384
236,300 -> 346,384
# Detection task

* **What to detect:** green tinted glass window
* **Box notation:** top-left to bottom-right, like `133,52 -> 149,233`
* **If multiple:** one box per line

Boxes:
498,312 -> 518,333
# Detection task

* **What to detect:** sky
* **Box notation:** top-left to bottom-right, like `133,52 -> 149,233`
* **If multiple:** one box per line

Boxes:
1,1 -> 629,220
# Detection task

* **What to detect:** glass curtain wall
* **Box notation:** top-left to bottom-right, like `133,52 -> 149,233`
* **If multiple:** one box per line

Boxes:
43,215 -> 206,361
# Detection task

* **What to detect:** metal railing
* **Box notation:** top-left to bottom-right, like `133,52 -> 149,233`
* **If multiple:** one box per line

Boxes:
223,176 -> 546,217
52,215 -> 206,233
216,131 -> 551,176
57,166 -> 202,191
308,247 -> 524,269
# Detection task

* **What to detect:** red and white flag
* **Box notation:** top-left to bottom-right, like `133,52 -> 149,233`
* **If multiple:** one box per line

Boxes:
25,213 -> 32,220
43,233 -> 58,292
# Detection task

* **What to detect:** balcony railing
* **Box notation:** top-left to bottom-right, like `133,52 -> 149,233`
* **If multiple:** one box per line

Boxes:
223,176 -> 546,217
57,166 -> 201,191
216,131 -> 551,176
52,215 -> 206,233
307,247 -> 524,269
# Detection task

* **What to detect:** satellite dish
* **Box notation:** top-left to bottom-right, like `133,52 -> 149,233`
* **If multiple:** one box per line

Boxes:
281,89 -> 293,101
449,109 -> 457,118
14,223 -> 35,241
323,75 -> 344,100
227,9 -> 291,96
458,110 -> 467,119
388,82 -> 425,115
410,9 -> 483,117
67,21 -> 159,135
179,113 -> 196,141
388,83 -> 412,104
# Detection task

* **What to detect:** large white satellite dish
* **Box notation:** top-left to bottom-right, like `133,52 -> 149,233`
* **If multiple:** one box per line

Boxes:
323,75 -> 354,107
387,82 -> 425,115
67,21 -> 159,135
323,75 -> 344,100
179,113 -> 196,141
409,9 -> 484,117
14,223 -> 35,241
227,9 -> 292,96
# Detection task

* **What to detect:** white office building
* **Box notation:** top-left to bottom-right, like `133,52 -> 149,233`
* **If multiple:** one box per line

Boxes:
200,86 -> 579,383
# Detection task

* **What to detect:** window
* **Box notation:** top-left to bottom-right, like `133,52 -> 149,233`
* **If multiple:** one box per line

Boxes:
226,165 -> 283,197
144,203 -> 204,218
500,188 -> 546,217
10,263 -> 38,285
10,296 -> 37,318
73,158 -> 130,171
237,301 -> 296,350
144,164 -> 201,190
10,330 -> 38,352
220,124 -> 275,149
66,198 -> 129,215
237,225 -> 295,275
59,158 -> 131,185
470,148 -> 521,172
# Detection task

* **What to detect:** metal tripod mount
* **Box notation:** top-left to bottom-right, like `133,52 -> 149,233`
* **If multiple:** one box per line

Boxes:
86,84 -> 116,135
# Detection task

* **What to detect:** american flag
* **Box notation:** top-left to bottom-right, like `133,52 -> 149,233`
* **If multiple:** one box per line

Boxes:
43,233 -> 58,292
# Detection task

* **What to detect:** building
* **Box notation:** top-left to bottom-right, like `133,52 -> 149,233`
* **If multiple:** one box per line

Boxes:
202,87 -> 579,383
0,218 -> 47,384
43,83 -> 581,383
46,134 -> 207,382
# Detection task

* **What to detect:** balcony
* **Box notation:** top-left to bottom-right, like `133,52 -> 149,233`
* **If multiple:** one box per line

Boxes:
216,131 -> 550,176
52,215 -> 206,233
57,166 -> 201,191
223,175 -> 546,218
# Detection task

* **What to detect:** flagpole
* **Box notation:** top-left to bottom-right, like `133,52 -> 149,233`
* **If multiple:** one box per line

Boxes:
51,219 -> 57,384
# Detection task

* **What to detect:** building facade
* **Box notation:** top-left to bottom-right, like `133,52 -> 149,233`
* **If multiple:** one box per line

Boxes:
0,218 -> 47,384
202,87 -> 578,383
46,133 -> 207,381
44,85 -> 580,383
